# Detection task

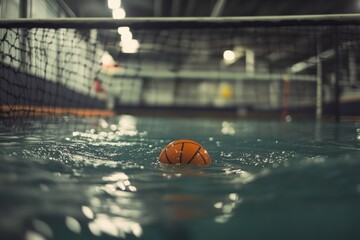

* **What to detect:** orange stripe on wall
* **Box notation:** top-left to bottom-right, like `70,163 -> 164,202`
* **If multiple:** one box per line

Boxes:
1,105 -> 115,118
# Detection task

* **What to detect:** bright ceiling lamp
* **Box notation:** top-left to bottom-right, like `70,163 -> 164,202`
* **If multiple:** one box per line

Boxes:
108,0 -> 121,10
112,8 -> 126,19
223,48 -> 245,65
120,30 -> 133,42
223,50 -> 236,62
117,26 -> 130,35
120,39 -> 140,54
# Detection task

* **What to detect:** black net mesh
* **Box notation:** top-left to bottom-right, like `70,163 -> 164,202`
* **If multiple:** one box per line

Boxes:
0,27 -> 106,128
1,17 -> 360,129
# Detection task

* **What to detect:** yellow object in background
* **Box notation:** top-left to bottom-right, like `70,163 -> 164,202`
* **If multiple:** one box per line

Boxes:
219,83 -> 233,99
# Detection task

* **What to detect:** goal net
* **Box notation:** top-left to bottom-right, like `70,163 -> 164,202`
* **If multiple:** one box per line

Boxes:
1,15 -> 360,128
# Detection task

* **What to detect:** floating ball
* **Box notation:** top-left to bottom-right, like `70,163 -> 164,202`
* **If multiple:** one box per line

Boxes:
158,139 -> 212,165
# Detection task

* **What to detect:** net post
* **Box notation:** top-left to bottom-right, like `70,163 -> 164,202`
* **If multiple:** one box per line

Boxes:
333,28 -> 341,122
316,33 -> 323,121
19,0 -> 28,74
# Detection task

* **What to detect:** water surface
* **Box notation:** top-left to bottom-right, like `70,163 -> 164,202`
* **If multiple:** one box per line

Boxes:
1,116 -> 360,240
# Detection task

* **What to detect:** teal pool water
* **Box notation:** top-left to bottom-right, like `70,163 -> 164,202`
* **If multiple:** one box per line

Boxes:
0,116 -> 360,240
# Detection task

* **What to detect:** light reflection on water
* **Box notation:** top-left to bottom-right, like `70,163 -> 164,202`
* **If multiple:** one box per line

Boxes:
0,116 -> 360,239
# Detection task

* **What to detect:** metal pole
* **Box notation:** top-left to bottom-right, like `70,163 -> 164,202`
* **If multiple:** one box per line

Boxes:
154,0 -> 162,17
316,35 -> 322,120
334,29 -> 341,122
349,51 -> 356,85
19,0 -> 28,72
19,0 -> 28,18
2,14 -> 360,29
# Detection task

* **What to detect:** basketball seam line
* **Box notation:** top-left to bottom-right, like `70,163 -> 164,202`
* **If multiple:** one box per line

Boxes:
164,149 -> 172,164
187,146 -> 202,164
179,142 -> 185,163
198,151 -> 207,164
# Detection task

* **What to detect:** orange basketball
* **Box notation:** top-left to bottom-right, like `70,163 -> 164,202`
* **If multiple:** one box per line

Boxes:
158,139 -> 212,165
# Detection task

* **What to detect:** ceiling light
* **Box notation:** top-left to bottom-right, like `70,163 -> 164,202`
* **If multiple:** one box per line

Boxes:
108,0 -> 121,10
112,8 -> 126,19
223,50 -> 236,61
120,30 -> 133,42
120,39 -> 140,54
117,26 -> 130,35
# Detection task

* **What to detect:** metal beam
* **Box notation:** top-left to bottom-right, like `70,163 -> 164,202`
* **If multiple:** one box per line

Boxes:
105,68 -> 316,82
2,14 -> 360,29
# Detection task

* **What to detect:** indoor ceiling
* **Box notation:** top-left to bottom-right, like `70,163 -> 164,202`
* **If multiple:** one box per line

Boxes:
62,0 -> 360,18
